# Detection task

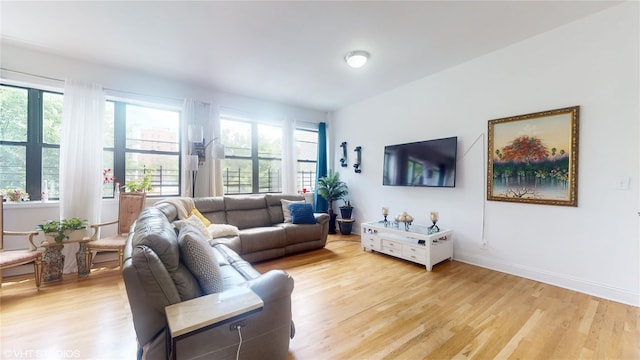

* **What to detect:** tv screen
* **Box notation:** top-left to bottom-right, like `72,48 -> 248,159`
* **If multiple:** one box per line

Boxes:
383,136 -> 458,187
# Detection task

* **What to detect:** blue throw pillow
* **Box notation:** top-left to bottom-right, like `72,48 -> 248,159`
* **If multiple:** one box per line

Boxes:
288,203 -> 317,224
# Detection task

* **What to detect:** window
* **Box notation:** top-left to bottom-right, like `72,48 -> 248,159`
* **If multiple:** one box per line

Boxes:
220,117 -> 319,195
0,84 -> 62,200
0,83 -> 181,200
295,128 -> 318,192
220,118 -> 282,194
106,102 -> 181,197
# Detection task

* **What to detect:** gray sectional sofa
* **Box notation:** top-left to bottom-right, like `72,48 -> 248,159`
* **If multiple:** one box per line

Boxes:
154,194 -> 330,263
122,194 -> 328,359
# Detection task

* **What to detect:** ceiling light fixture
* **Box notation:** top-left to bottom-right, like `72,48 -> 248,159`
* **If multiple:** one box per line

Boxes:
344,50 -> 370,68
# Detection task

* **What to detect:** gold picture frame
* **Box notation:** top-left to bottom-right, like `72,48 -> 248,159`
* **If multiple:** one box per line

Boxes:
487,106 -> 579,207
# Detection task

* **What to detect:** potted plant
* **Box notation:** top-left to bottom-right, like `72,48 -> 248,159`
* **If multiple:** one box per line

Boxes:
2,188 -> 28,202
317,171 -> 348,234
37,218 -> 88,282
38,218 -> 88,243
339,199 -> 354,219
123,169 -> 154,193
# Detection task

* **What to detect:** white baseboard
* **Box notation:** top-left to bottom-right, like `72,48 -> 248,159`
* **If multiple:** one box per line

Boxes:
454,252 -> 640,307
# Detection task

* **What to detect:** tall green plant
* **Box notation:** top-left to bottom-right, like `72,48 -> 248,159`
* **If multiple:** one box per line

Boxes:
317,171 -> 348,216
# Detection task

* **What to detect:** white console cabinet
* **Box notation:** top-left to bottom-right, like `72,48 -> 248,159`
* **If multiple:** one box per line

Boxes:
361,221 -> 453,271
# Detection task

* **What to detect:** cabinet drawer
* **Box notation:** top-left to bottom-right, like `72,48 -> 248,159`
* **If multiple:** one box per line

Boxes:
362,235 -> 381,250
382,239 -> 402,250
402,244 -> 426,262
382,246 -> 400,256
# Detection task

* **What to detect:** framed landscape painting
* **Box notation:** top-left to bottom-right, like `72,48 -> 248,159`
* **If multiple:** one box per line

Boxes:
487,106 -> 579,207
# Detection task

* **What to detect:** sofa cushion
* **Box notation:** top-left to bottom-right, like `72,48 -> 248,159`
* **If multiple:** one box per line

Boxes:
225,196 -> 271,229
193,197 -> 227,224
133,207 -> 180,273
265,194 -> 305,224
276,223 -> 323,245
289,203 -> 317,224
178,223 -> 224,294
239,227 -> 286,254
190,208 -> 211,226
280,199 -> 304,223
173,215 -> 210,239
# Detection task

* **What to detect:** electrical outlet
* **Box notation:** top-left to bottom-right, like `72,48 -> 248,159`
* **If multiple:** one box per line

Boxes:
229,320 -> 246,331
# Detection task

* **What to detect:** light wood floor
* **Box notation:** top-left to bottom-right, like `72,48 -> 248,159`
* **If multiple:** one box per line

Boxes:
1,234 -> 639,359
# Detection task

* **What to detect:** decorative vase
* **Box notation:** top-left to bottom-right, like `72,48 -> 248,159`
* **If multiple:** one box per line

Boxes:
42,244 -> 65,283
76,242 -> 89,276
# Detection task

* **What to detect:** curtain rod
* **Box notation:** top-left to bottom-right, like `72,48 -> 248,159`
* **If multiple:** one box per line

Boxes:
1,67 -> 185,103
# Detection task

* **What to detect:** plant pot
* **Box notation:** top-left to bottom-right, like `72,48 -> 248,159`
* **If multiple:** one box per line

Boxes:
339,207 -> 353,219
328,213 -> 337,234
76,242 -> 89,277
338,220 -> 354,235
42,244 -> 64,283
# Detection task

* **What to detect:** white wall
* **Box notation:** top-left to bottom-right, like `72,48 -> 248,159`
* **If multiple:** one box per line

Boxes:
333,2 -> 639,306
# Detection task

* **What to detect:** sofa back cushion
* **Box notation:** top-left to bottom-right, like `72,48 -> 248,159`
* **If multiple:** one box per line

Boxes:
225,195 -> 271,229
193,197 -> 227,224
131,207 -> 201,301
265,194 -> 305,224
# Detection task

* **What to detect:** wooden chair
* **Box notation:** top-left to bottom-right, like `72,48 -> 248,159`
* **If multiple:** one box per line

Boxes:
86,192 -> 146,269
0,201 -> 43,289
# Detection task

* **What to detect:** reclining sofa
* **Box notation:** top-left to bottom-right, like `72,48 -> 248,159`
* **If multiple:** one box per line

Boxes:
122,194 -> 328,359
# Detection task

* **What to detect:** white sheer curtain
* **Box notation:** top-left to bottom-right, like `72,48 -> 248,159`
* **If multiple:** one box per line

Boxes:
210,104 -> 224,196
60,80 -> 105,273
282,118 -> 297,194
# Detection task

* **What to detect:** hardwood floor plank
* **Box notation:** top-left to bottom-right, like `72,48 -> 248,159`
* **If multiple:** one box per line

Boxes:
1,235 -> 639,359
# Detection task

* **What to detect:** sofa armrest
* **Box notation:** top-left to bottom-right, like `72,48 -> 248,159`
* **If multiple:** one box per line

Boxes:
248,269 -> 294,302
313,213 -> 329,224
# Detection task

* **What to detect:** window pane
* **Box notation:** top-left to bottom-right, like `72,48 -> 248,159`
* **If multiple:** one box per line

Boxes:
297,162 -> 316,193
295,129 -> 317,161
0,85 -> 28,142
0,144 -> 26,190
295,129 -> 318,192
43,92 -> 63,145
104,101 -> 115,148
102,150 -> 115,198
126,105 -> 179,152
259,159 -> 281,193
42,147 -> 60,199
222,159 -> 252,194
258,124 -> 281,158
125,153 -> 179,196
221,119 -> 251,157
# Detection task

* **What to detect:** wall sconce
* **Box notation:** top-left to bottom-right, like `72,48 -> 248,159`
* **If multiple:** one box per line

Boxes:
188,125 -> 225,166
340,141 -> 348,167
354,146 -> 362,173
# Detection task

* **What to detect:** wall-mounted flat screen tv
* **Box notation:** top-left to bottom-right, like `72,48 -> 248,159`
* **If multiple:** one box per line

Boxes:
383,136 -> 458,187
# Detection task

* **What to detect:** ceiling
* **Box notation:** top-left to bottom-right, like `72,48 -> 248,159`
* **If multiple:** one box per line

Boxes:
0,1 -> 620,112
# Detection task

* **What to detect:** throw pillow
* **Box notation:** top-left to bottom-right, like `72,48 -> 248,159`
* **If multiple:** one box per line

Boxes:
281,199 -> 305,223
288,203 -> 317,225
190,208 -> 211,227
173,215 -> 210,239
178,223 -> 224,294
207,224 -> 240,239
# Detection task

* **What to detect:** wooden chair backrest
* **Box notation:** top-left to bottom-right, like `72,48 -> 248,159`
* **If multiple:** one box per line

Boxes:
118,192 -> 147,235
